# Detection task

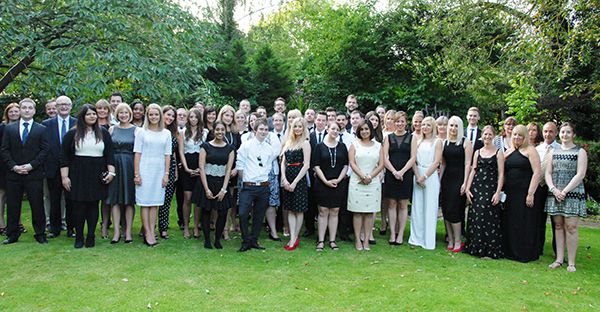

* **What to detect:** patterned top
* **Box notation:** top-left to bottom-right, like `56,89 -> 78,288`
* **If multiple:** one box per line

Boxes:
545,145 -> 586,217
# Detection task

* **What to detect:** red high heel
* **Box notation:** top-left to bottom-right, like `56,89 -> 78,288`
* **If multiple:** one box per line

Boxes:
452,242 -> 465,253
294,239 -> 300,247
284,244 -> 296,251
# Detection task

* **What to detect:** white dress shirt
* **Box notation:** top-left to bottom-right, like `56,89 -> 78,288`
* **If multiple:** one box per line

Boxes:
236,136 -> 280,183
536,140 -> 560,185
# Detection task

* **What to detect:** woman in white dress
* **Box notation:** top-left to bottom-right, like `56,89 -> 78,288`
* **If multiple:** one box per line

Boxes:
348,120 -> 384,251
133,104 -> 172,247
409,116 -> 443,250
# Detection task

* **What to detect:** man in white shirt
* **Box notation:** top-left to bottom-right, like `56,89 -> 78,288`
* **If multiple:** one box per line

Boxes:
336,112 -> 353,149
236,118 -> 280,252
344,95 -> 358,131
535,121 -> 560,255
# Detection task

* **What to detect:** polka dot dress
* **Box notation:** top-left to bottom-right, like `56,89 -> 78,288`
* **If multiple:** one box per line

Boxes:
158,136 -> 178,232
282,148 -> 308,212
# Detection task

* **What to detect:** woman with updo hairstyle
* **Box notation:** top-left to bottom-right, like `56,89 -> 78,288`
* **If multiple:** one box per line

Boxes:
411,111 -> 424,140
493,116 -> 516,151
436,116 -> 448,140
382,109 -> 396,137
502,124 -> 542,262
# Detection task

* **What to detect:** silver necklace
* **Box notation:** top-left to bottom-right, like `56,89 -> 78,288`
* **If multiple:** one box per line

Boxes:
328,146 -> 337,168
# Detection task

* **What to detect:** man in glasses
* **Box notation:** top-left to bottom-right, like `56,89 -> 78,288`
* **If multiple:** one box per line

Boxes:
236,118 -> 281,252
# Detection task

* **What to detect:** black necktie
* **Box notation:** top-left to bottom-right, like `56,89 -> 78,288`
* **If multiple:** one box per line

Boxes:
277,133 -> 281,142
318,132 -> 322,143
22,122 -> 29,143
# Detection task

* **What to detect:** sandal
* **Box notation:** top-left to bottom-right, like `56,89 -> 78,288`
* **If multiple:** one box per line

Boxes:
329,241 -> 339,251
316,241 -> 324,252
567,264 -> 576,272
548,261 -> 563,269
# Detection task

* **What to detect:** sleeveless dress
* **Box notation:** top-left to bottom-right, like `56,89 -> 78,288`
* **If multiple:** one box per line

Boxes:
199,142 -> 234,211
106,126 -> 136,206
503,151 -> 542,262
347,141 -> 382,213
440,139 -> 466,223
158,133 -> 179,232
312,142 -> 349,208
282,148 -> 308,212
409,139 -> 440,250
545,146 -> 586,217
464,150 -> 504,258
383,132 -> 413,200
134,128 -> 172,206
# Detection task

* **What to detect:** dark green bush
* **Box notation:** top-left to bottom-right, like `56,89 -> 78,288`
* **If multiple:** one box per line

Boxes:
582,141 -> 600,202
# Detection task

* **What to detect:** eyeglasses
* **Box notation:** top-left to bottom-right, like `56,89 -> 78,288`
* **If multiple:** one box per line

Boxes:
257,156 -> 263,167
56,103 -> 71,107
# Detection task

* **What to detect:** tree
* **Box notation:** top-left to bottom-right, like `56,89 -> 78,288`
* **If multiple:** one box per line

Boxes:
0,0 -> 219,105
250,44 -> 294,108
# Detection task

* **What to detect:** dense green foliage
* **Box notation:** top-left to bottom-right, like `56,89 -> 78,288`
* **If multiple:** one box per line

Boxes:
1,0 -> 598,136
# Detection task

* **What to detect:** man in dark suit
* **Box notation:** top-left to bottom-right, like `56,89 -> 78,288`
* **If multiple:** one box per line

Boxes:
466,107 -> 484,152
267,97 -> 287,131
1,98 -> 49,244
42,95 -> 77,238
304,111 -> 328,237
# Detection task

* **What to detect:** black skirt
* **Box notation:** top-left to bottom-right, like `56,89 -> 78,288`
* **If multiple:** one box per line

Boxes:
67,155 -> 108,202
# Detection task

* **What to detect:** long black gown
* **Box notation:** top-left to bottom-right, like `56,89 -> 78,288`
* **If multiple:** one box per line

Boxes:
440,139 -> 466,223
502,151 -> 542,263
464,150 -> 504,259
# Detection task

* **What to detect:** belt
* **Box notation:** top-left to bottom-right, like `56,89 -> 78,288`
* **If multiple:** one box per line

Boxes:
287,162 -> 302,167
242,181 -> 269,187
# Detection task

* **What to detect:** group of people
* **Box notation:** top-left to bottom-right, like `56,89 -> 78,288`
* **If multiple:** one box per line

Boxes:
0,94 -> 588,272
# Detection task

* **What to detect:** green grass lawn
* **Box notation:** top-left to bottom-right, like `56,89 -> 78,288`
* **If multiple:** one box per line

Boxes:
1,204 -> 598,311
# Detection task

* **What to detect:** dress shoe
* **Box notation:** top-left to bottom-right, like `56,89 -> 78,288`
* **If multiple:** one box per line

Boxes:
250,243 -> 265,250
214,241 -> 223,249
3,237 -> 18,245
369,239 -> 376,245
35,236 -> 48,244
268,233 -> 282,242
110,238 -> 120,244
85,238 -> 96,248
74,241 -> 84,248
238,245 -> 251,252
204,241 -> 213,249
47,232 -> 59,239
124,239 -> 133,244
66,229 -> 75,238
18,224 -> 27,233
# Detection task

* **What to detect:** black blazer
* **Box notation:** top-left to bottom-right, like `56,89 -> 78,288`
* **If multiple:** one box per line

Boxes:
1,121 -> 49,181
42,116 -> 77,178
465,127 -> 484,152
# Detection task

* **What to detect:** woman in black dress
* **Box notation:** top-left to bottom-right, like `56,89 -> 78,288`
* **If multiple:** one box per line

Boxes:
502,124 -> 542,262
106,103 -> 137,244
312,122 -> 348,251
281,117 -> 311,251
0,103 -> 20,235
383,111 -> 416,245
198,121 -> 235,249
61,104 -> 115,248
465,126 -> 505,258
440,116 -> 472,252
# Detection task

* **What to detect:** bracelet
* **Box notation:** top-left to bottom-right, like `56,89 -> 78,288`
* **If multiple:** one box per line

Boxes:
108,172 -> 116,177
424,174 -> 428,179
549,186 -> 555,193
221,188 -> 227,194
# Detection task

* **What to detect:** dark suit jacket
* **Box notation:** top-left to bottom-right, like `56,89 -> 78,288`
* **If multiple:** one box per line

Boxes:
466,127 -> 484,153
1,121 -> 49,181
42,116 -> 77,179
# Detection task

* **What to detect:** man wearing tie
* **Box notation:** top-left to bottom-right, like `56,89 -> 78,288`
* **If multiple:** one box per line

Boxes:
465,107 -> 483,152
43,95 -> 77,238
1,98 -> 49,244
304,111 -> 328,237
305,108 -> 316,133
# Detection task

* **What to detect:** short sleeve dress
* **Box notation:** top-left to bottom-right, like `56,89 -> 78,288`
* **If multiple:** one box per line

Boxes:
545,146 -> 586,217
311,142 -> 349,208
106,126 -> 136,206
199,142 -> 234,211
347,141 -> 382,213
134,128 -> 172,206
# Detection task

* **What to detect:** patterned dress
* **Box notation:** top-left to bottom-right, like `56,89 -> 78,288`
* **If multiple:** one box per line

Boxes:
282,148 -> 308,212
464,150 -> 504,258
158,133 -> 178,232
545,146 -> 586,217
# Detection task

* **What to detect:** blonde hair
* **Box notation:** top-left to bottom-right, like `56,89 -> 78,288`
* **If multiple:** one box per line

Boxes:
95,99 -> 112,115
281,117 -> 308,155
144,103 -> 164,130
114,103 -> 133,123
217,104 -> 238,133
421,116 -> 437,141
382,109 -> 397,133
512,124 -> 530,149
447,116 -> 464,146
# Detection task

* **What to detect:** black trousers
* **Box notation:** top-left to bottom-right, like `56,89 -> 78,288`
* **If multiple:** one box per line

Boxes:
6,177 -> 45,239
238,185 -> 269,246
175,167 -> 184,226
72,200 -> 99,243
304,176 -> 317,233
338,177 -> 352,237
47,175 -> 73,234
